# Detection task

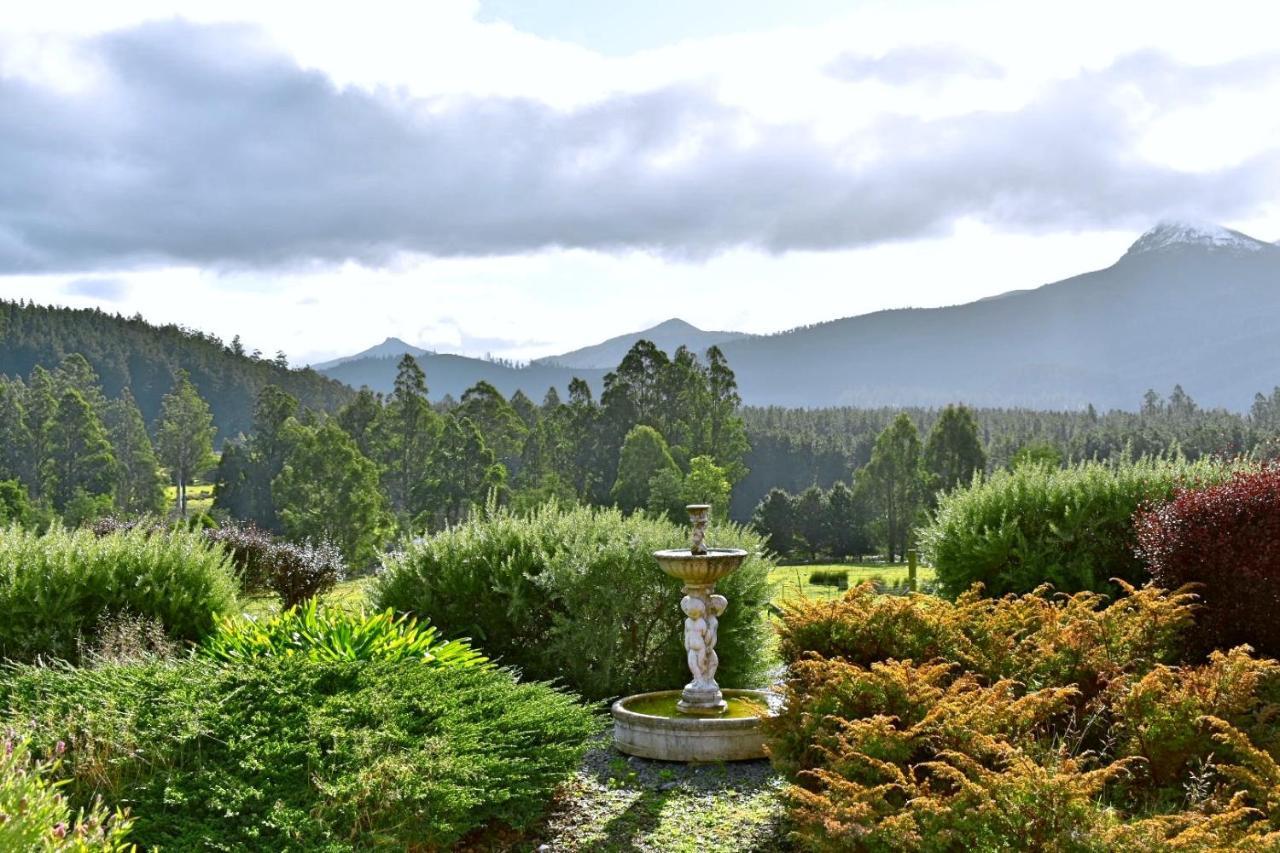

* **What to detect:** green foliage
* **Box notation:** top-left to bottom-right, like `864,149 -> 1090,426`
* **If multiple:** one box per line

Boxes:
155,371 -> 216,516
212,384 -> 302,530
751,487 -> 797,555
921,456 -> 1241,597
373,503 -> 775,701
416,414 -> 504,529
200,599 -> 489,666
41,389 -> 116,512
380,355 -> 439,517
1011,440 -> 1065,470
103,389 -> 165,515
0,525 -> 239,662
923,403 -> 986,496
0,731 -> 132,852
682,454 -> 731,516
272,420 -> 392,568
0,657 -> 597,850
858,413 -> 924,562
807,568 -> 847,589
768,584 -> 1280,850
751,481 -> 874,562
0,478 -> 33,527
59,492 -> 115,529
611,424 -> 679,513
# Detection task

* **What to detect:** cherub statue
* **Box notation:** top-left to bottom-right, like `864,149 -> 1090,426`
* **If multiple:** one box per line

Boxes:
681,595 -> 710,688
704,594 -> 727,685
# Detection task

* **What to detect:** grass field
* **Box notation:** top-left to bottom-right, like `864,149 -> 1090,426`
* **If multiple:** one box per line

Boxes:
164,483 -> 215,516
769,562 -> 935,602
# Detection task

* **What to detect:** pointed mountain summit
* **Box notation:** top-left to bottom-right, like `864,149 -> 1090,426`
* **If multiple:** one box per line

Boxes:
1124,220 -> 1275,258
310,337 -> 429,371
536,318 -> 751,370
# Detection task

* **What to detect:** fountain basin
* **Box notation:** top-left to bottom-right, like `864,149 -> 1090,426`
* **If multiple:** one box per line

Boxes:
611,689 -> 776,762
652,547 -> 748,586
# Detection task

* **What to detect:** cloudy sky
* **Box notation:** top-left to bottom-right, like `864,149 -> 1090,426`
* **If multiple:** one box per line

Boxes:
1,0 -> 1278,365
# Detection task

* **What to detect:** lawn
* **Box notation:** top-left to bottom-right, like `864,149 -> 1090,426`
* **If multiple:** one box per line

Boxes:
769,561 -> 935,602
163,482 -> 215,516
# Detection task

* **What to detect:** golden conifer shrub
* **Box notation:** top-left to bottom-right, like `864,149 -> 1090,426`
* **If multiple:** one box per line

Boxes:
768,583 -> 1280,850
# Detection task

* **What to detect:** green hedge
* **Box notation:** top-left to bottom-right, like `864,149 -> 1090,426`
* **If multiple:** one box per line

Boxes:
373,503 -> 776,701
920,457 -> 1239,597
0,657 -> 597,850
0,525 -> 239,662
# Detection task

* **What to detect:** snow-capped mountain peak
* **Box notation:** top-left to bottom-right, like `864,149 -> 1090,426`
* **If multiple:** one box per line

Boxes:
1126,220 -> 1271,257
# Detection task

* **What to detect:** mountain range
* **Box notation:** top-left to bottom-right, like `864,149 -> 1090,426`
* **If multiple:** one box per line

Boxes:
317,221 -> 1280,411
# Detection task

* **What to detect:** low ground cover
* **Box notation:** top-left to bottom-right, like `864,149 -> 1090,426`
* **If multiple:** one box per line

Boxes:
0,656 -> 598,850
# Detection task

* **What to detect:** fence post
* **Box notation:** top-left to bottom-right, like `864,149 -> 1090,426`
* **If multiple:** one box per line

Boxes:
907,549 -> 918,592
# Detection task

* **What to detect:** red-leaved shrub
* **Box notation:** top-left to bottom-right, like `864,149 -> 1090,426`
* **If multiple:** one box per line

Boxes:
1136,465 -> 1280,657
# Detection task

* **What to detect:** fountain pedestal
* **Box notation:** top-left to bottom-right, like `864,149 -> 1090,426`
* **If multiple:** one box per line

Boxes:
611,504 -> 776,762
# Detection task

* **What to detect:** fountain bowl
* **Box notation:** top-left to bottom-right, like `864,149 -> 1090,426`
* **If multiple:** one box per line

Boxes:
611,689 -> 777,762
652,547 -> 748,586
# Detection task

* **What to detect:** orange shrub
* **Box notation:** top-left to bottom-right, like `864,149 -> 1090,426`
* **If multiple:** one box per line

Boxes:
769,584 -> 1280,851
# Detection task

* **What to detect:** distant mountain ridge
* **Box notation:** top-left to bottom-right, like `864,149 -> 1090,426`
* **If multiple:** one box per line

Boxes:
316,221 -> 1280,411
535,318 -> 750,369
311,337 -> 428,370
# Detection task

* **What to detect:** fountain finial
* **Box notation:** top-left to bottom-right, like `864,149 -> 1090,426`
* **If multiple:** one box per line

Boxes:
687,504 -> 710,556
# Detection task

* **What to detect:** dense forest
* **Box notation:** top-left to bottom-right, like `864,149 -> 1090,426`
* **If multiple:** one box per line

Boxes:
733,389 -> 1280,518
0,300 -> 353,438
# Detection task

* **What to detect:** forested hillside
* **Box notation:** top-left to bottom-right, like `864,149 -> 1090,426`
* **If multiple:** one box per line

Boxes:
0,300 -> 353,438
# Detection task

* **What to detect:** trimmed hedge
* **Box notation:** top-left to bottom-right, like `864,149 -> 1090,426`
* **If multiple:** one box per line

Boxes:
0,525 -> 239,662
921,457 -> 1239,597
0,657 -> 597,850
373,503 -> 775,701
1137,466 -> 1280,657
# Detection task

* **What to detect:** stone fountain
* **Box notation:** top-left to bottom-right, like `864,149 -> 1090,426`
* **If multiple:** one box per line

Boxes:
611,505 -> 777,762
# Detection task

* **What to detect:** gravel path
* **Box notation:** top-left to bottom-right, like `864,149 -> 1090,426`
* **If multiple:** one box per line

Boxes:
524,733 -> 789,853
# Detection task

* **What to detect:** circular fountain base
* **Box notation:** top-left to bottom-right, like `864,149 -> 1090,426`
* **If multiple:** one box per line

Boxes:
611,689 -> 776,762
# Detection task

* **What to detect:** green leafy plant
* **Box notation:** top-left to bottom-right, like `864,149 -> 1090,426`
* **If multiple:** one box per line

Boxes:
0,729 -> 133,852
201,599 -> 488,667
373,502 -> 775,701
0,524 -> 238,663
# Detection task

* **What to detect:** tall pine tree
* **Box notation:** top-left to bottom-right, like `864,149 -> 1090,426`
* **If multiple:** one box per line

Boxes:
41,388 -> 117,511
156,372 -> 216,516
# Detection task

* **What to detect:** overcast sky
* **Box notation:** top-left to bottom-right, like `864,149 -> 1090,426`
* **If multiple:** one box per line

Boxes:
1,0 -> 1278,365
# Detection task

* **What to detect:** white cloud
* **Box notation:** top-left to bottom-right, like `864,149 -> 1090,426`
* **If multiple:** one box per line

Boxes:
0,0 -> 1277,360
